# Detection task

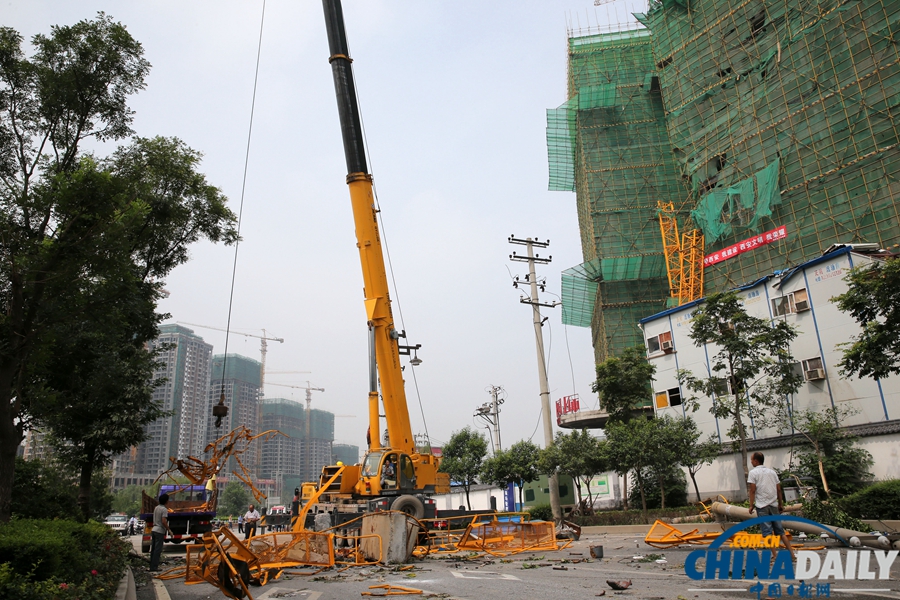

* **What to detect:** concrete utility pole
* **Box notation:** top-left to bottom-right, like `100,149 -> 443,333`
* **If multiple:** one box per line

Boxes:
475,385 -> 505,454
508,235 -> 562,523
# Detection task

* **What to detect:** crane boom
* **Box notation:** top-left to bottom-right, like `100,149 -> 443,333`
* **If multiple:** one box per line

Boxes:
323,0 -> 414,456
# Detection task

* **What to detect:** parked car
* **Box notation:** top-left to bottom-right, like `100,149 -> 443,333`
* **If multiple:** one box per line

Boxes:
104,514 -> 129,536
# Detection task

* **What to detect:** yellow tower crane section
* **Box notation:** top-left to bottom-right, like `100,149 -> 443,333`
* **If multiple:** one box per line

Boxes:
657,202 -> 705,305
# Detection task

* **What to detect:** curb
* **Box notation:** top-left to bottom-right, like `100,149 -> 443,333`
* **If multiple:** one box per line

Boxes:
114,566 -> 136,600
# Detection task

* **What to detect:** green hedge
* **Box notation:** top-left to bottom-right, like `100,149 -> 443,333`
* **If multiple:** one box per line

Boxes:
841,480 -> 900,520
0,519 -> 130,600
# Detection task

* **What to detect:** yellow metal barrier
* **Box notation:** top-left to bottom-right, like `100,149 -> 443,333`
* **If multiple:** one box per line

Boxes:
455,518 -> 558,556
644,520 -> 721,549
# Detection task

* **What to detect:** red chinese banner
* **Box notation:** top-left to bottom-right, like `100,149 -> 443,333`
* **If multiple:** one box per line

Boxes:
703,225 -> 787,267
555,395 -> 581,422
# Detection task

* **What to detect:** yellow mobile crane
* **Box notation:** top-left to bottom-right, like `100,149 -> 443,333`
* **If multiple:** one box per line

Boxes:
296,0 -> 449,527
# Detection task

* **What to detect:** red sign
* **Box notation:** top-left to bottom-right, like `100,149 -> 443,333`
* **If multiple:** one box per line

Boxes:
703,225 -> 787,267
555,395 -> 581,423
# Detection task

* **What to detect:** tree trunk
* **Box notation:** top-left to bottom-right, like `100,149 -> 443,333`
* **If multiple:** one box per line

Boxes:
622,472 -> 629,510
637,472 -> 647,522
77,448 -> 96,522
658,472 -> 666,509
690,470 -> 702,502
464,484 -> 471,510
518,483 -> 524,510
0,393 -> 24,523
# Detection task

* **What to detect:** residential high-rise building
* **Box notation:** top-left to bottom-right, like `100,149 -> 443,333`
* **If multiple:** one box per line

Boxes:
260,398 -> 336,495
136,324 -> 213,476
332,443 -> 360,466
207,353 -> 262,475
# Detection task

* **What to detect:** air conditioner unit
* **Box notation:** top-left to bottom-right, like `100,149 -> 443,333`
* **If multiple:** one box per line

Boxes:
661,339 -> 674,352
805,368 -> 825,381
794,299 -> 810,312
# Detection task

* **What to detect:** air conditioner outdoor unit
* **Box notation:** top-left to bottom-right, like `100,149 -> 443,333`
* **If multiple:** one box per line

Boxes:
805,368 -> 825,381
794,299 -> 810,312
661,339 -> 674,352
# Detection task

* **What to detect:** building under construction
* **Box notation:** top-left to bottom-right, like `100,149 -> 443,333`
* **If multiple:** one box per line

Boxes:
260,398 -> 335,497
553,0 -> 900,361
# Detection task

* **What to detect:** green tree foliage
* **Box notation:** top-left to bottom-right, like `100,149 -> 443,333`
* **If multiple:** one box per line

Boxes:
218,481 -> 253,518
0,16 -> 238,522
668,417 -> 721,502
604,417 -> 660,519
538,429 -> 606,515
832,258 -> 900,380
11,457 -> 112,520
782,406 -> 873,498
480,440 -> 540,509
592,346 -> 656,423
677,291 -> 801,482
110,483 -> 157,517
439,427 -> 488,510
627,466 -> 688,510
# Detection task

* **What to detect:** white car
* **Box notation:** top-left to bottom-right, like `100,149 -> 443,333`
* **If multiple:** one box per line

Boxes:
104,514 -> 129,535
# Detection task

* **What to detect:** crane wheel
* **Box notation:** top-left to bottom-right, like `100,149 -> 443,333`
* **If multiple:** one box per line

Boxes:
392,495 -> 425,519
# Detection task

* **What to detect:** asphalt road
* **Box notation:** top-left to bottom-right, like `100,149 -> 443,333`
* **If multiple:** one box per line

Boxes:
133,531 -> 900,600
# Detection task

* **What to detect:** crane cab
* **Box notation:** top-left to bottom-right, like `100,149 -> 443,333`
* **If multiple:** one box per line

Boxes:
357,450 -> 417,496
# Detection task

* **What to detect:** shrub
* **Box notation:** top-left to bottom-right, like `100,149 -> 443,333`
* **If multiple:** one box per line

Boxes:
840,479 -> 900,520
802,498 -> 871,533
0,518 -> 130,600
527,503 -> 553,521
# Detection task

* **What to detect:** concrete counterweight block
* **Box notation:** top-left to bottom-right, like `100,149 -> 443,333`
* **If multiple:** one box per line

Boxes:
360,512 -> 420,564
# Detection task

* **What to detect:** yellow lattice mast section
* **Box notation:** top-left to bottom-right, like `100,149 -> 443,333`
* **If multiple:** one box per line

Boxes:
679,229 -> 705,304
658,201 -> 682,304
658,201 -> 705,306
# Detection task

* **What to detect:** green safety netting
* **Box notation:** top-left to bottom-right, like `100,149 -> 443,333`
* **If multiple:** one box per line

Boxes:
546,100 -> 576,191
691,158 -> 782,244
561,259 -> 601,328
212,353 -> 261,387
561,255 -> 667,327
578,84 -> 618,109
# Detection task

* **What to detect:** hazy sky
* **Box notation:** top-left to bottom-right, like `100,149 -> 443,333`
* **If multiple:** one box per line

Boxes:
7,1 -> 647,451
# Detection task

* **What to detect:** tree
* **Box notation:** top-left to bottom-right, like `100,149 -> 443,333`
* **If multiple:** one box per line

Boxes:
439,427 -> 488,510
480,440 -> 540,509
782,406 -> 873,498
677,291 -> 801,482
11,457 -> 112,520
0,16 -> 238,522
538,430 -> 606,515
669,416 -> 721,502
592,345 -> 656,509
832,257 -> 900,380
604,417 -> 659,519
592,346 -> 656,423
111,484 -> 155,517
219,481 -> 252,518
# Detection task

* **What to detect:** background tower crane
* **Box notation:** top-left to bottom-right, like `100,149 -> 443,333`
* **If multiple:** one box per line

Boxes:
177,322 -> 284,400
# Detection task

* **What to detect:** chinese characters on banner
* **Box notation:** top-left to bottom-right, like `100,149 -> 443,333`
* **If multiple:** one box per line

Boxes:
555,395 -> 580,424
703,225 -> 788,268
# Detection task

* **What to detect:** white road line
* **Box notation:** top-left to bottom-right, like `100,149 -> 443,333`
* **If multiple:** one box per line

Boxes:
256,587 -> 323,599
153,578 -> 172,600
450,570 -> 520,581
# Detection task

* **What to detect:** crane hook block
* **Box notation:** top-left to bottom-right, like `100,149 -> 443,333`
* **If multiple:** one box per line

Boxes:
213,393 -> 229,428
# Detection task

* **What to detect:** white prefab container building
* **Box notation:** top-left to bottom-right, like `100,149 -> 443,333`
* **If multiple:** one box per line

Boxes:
640,245 -> 900,500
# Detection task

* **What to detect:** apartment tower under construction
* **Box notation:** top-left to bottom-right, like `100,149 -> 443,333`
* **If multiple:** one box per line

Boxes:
553,0 -> 900,361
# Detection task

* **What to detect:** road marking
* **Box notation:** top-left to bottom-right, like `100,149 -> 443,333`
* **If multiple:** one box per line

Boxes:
153,578 -> 172,600
450,570 -> 520,581
256,588 -> 323,599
